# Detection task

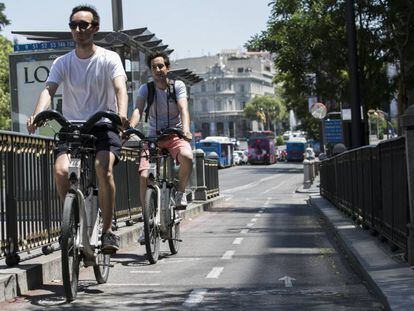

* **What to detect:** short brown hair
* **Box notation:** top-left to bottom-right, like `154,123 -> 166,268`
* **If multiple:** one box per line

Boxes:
146,51 -> 170,69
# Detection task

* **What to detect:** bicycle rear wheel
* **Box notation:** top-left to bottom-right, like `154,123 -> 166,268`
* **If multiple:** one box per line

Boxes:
61,193 -> 81,302
93,208 -> 110,284
143,188 -> 160,264
168,188 -> 181,254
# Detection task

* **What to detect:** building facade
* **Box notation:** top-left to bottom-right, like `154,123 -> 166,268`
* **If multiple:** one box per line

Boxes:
173,50 -> 276,139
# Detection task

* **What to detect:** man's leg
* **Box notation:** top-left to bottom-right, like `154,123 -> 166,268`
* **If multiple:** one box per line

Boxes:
177,149 -> 193,193
95,150 -> 117,234
54,154 -> 70,202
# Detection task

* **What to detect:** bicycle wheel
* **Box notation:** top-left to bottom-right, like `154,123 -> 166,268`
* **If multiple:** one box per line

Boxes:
93,207 -> 110,284
168,188 -> 181,254
61,193 -> 81,302
143,188 -> 160,264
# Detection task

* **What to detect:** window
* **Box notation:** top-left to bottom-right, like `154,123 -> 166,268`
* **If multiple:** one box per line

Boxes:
228,81 -> 232,90
201,84 -> 206,92
228,99 -> 234,111
216,82 -> 221,92
240,84 -> 245,92
216,99 -> 223,111
265,65 -> 271,72
237,67 -> 244,73
201,99 -> 208,112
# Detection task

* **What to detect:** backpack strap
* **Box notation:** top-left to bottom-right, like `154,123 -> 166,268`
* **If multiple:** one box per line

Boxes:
144,79 -> 177,122
144,81 -> 155,122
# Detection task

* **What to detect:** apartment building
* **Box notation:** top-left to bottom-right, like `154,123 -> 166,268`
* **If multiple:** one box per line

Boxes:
173,50 -> 276,139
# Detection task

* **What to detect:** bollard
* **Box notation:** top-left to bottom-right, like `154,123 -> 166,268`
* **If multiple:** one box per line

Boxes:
194,149 -> 207,201
303,159 -> 312,188
401,105 -> 414,266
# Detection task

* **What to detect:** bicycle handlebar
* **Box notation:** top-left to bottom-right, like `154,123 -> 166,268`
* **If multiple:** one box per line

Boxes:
123,128 -> 146,140
33,110 -> 122,133
33,110 -> 71,128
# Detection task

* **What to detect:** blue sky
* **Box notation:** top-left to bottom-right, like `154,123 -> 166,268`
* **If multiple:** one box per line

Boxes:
1,0 -> 271,59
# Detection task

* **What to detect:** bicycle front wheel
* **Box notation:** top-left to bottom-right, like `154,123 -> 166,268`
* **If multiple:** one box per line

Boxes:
143,188 -> 160,264
61,193 -> 81,302
168,188 -> 181,254
93,208 -> 110,284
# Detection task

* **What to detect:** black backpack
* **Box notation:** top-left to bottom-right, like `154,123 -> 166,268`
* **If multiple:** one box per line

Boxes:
144,79 -> 177,122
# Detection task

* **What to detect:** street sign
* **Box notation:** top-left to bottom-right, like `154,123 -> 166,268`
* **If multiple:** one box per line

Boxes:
324,119 -> 343,143
13,40 -> 75,52
310,102 -> 327,119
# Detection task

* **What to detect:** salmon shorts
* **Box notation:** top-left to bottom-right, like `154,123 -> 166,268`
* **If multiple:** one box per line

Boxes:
138,135 -> 193,172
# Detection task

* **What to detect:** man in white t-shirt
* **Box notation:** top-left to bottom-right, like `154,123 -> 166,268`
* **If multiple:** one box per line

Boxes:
129,51 -> 193,244
26,5 -> 128,253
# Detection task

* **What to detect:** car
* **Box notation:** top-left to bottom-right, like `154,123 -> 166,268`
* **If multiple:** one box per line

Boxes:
236,150 -> 248,165
232,152 -> 241,165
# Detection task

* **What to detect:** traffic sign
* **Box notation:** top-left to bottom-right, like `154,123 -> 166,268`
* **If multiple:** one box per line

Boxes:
310,102 -> 327,119
13,40 -> 75,52
324,119 -> 343,143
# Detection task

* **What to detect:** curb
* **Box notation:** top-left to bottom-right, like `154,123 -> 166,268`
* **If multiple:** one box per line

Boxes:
309,195 -> 414,311
0,197 -> 223,302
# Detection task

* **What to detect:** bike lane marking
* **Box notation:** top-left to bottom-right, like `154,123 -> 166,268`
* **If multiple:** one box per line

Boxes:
183,288 -> 208,307
206,267 -> 224,278
221,250 -> 235,260
233,237 -> 243,245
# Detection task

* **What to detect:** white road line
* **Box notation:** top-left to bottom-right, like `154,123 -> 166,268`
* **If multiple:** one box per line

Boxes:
259,210 -> 264,214
222,175 -> 280,194
102,283 -> 161,286
251,218 -> 257,222
130,271 -> 161,274
240,229 -> 249,234
255,213 -> 261,217
263,180 -> 286,194
233,237 -> 243,245
221,250 -> 235,260
246,222 -> 255,227
183,289 -> 208,307
206,267 -> 224,278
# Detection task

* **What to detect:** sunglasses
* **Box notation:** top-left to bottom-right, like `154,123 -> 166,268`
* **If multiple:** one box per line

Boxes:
68,21 -> 96,30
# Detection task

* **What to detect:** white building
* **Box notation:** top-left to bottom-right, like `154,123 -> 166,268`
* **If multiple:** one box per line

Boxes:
173,50 -> 276,139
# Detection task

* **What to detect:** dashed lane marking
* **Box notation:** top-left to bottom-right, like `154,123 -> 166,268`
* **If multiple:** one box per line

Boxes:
206,267 -> 224,278
221,250 -> 235,260
246,222 -> 255,227
240,229 -> 249,234
233,237 -> 243,245
251,218 -> 257,222
183,289 -> 208,307
130,271 -> 161,274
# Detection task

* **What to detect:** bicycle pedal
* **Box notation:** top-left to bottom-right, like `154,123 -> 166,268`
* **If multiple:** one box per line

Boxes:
171,238 -> 183,242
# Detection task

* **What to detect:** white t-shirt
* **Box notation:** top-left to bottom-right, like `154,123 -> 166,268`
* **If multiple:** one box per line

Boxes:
137,80 -> 187,136
47,46 -> 127,121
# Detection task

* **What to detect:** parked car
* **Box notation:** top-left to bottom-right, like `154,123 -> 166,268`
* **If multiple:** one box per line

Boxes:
236,150 -> 248,165
232,152 -> 241,165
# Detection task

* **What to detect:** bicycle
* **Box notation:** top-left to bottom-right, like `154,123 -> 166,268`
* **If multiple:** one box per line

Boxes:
33,109 -> 122,301
124,127 -> 184,264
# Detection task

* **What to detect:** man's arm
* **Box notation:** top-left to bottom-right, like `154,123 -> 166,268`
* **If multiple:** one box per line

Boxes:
177,97 -> 192,141
26,82 -> 58,134
129,96 -> 145,128
113,75 -> 129,128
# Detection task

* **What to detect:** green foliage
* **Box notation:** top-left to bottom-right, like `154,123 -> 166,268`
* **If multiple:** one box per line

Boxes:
276,135 -> 284,146
243,95 -> 287,130
0,35 -> 12,130
245,0 -> 408,138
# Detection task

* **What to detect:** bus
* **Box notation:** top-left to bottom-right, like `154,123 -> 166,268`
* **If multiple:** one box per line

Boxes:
247,131 -> 277,165
195,136 -> 234,168
286,137 -> 307,161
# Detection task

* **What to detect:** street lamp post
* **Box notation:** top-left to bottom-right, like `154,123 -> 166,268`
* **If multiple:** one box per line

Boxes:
346,0 -> 363,148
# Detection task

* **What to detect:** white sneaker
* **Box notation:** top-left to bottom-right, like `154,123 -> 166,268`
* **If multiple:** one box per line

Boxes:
175,191 -> 187,210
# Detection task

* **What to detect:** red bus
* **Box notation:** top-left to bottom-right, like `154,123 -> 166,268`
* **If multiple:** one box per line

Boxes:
247,131 -> 277,164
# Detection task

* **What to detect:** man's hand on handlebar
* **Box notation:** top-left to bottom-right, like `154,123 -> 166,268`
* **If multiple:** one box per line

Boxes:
119,114 -> 129,130
27,115 -> 37,134
184,131 -> 193,142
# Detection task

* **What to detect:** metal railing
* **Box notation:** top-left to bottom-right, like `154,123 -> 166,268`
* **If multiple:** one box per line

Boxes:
320,136 -> 408,252
0,131 -> 219,265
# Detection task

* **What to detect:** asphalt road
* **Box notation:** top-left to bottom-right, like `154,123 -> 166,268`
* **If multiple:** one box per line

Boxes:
1,162 -> 384,310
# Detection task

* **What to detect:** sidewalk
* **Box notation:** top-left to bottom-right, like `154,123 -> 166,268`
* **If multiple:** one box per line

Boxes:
0,197 -> 222,302
308,192 -> 414,311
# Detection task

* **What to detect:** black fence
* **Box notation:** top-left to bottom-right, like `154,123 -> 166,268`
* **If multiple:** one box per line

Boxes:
320,136 -> 408,252
0,131 -> 219,264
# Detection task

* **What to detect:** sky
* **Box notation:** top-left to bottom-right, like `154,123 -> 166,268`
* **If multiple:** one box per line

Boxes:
1,0 -> 272,60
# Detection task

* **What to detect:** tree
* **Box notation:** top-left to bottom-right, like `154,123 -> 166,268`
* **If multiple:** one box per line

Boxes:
245,0 -> 394,140
0,3 -> 11,130
244,95 -> 287,131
